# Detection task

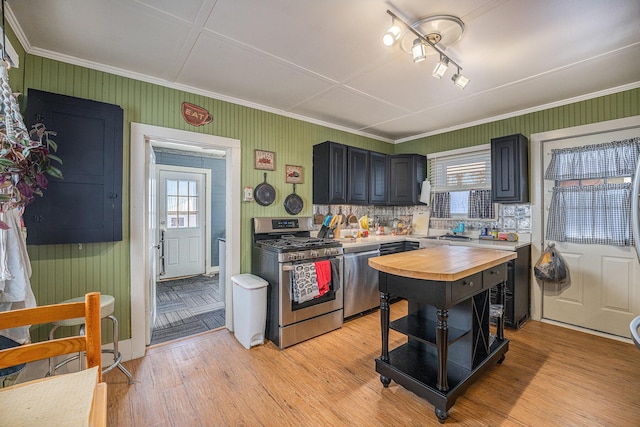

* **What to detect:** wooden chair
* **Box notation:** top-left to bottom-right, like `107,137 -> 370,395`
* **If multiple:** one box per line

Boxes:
0,292 -> 106,426
0,292 -> 103,380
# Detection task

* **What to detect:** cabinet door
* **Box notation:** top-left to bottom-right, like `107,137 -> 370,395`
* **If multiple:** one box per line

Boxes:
387,154 -> 426,205
347,147 -> 369,204
369,151 -> 386,205
313,141 -> 347,204
491,134 -> 529,203
24,89 -> 123,244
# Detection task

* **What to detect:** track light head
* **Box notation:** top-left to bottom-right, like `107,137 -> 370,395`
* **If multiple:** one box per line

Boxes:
432,56 -> 449,79
452,72 -> 469,89
412,39 -> 426,63
382,21 -> 401,47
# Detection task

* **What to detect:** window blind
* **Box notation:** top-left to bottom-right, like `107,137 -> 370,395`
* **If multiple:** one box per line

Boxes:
429,150 -> 491,191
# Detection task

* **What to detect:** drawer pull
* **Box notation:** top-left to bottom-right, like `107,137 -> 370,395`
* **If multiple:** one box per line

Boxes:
490,270 -> 499,275
463,281 -> 474,287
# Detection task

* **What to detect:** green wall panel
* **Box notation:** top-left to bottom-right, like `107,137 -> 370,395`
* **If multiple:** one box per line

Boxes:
11,38 -> 638,343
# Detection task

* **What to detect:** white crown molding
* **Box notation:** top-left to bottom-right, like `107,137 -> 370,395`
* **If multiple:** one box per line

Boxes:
394,81 -> 640,144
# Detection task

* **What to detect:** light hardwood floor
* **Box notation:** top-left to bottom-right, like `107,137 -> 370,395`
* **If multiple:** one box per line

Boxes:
106,301 -> 640,426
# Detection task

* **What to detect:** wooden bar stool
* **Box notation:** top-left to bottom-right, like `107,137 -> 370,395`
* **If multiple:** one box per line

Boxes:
48,294 -> 134,384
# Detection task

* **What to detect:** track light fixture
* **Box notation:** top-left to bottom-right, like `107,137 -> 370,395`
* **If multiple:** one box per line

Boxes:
383,10 -> 469,89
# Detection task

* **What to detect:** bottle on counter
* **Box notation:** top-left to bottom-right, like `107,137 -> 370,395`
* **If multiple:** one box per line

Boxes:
491,228 -> 498,239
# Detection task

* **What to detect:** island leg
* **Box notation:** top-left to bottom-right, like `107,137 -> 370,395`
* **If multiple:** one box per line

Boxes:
496,281 -> 506,342
436,308 -> 449,392
379,291 -> 391,387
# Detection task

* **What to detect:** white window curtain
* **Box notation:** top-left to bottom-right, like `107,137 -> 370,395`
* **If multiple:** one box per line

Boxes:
432,192 -> 451,218
545,137 -> 640,246
468,189 -> 494,219
545,138 -> 640,180
546,184 -> 633,246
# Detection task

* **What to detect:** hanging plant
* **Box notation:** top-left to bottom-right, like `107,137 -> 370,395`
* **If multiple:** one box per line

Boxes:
0,121 -> 62,209
0,63 -> 62,229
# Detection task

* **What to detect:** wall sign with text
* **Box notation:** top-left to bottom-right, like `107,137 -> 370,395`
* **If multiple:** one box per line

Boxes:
182,102 -> 213,126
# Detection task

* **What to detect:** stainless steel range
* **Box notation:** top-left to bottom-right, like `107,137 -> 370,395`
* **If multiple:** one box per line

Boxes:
251,217 -> 343,349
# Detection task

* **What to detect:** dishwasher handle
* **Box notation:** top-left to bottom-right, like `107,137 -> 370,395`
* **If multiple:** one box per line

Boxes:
344,250 -> 381,258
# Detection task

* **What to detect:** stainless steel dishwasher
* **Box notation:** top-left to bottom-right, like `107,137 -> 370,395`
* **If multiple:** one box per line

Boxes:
343,243 -> 381,318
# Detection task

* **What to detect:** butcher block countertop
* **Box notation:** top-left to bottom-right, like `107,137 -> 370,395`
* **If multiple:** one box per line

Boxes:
368,245 -> 517,282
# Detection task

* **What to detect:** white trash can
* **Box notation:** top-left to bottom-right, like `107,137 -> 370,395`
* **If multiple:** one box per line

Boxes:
231,274 -> 268,349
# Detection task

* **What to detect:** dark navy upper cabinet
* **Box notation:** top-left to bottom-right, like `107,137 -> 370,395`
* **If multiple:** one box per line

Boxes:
347,146 -> 369,205
368,151 -> 387,205
387,154 -> 426,205
25,89 -> 123,244
491,134 -> 529,203
313,141 -> 347,204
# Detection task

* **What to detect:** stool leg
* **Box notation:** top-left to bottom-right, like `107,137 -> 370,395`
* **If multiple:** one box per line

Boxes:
47,325 -> 59,377
107,315 -> 134,384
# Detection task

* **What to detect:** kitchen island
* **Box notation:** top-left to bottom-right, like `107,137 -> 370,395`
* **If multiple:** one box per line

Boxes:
369,246 -> 517,423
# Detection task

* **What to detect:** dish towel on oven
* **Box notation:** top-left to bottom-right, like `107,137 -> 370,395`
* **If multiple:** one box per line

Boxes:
291,263 -> 320,303
314,260 -> 331,297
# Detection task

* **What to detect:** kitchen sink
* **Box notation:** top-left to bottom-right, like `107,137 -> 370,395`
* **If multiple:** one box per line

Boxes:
421,234 -> 473,241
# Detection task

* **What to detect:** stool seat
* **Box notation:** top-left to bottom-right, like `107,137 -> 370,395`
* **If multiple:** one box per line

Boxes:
47,294 -> 133,384
52,295 -> 115,327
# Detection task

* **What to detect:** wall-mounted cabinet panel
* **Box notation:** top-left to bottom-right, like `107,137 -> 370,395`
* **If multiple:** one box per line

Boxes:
313,141 -> 347,204
387,154 -> 426,205
369,151 -> 387,205
25,89 -> 123,244
347,146 -> 369,204
491,134 -> 529,203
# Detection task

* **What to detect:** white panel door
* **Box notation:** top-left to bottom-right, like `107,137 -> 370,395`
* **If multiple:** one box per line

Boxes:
159,169 -> 206,279
542,129 -> 640,338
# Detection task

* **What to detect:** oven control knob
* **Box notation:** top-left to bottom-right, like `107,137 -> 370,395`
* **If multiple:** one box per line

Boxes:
310,250 -> 318,258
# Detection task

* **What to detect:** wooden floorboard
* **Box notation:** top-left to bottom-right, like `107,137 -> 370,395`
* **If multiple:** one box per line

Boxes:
106,301 -> 640,426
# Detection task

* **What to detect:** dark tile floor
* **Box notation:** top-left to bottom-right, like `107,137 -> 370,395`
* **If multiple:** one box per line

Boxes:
151,274 -> 225,345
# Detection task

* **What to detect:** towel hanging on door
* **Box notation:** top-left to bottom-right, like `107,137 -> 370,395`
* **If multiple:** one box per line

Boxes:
291,263 -> 320,303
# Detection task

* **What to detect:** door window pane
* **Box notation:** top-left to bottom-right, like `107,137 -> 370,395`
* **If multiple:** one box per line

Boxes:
166,178 -> 199,228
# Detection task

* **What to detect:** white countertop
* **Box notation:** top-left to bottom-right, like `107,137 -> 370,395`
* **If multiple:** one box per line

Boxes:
336,233 -> 530,252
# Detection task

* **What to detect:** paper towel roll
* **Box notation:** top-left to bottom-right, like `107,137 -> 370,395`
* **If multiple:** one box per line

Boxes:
419,179 -> 431,205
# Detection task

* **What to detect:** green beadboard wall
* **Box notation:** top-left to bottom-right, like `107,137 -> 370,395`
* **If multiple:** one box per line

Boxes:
16,54 -> 392,342
8,24 -> 639,342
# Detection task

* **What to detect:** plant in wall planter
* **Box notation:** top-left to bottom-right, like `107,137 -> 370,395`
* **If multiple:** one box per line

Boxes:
0,60 -> 62,344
